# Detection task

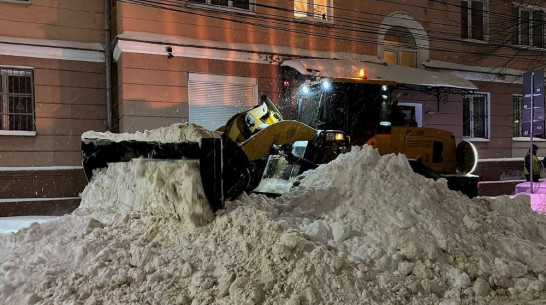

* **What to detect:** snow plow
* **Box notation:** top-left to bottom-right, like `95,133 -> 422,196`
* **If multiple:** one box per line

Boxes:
81,96 -> 349,212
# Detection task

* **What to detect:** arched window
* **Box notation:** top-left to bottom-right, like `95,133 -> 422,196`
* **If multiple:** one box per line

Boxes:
383,26 -> 418,67
378,12 -> 429,68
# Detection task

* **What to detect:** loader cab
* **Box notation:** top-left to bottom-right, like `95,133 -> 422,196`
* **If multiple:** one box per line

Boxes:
296,78 -> 395,146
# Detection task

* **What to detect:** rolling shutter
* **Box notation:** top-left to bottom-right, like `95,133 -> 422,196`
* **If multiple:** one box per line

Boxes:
188,73 -> 257,131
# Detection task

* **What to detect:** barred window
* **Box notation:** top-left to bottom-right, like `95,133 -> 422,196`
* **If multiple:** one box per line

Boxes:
463,93 -> 488,139
513,95 -> 523,137
0,67 -> 35,132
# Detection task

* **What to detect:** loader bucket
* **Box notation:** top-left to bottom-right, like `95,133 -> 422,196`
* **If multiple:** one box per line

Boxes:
81,135 -> 251,212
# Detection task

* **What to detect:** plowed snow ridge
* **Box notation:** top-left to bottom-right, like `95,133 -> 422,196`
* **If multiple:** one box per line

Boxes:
1,123 -> 546,305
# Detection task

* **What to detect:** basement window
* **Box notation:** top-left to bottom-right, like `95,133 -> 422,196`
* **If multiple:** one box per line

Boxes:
0,67 -> 35,134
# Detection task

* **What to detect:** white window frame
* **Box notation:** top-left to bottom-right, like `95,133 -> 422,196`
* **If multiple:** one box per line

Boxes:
384,49 -> 418,68
378,13 -> 430,68
398,102 -> 422,127
0,0 -> 30,4
293,0 -> 333,23
513,94 -> 524,138
463,92 -> 490,141
461,0 -> 489,42
511,4 -> 545,49
187,0 -> 256,13
0,66 -> 36,136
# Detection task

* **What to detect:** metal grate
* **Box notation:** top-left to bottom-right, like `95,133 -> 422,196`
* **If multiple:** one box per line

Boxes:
0,67 -> 35,132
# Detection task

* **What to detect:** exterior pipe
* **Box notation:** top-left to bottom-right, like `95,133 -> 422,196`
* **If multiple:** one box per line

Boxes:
104,0 -> 112,131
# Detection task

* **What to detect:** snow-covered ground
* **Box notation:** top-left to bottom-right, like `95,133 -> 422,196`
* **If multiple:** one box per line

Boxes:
0,216 -> 59,234
1,123 -> 546,305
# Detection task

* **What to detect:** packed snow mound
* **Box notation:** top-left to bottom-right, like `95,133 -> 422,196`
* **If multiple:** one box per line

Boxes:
81,122 -> 220,143
2,123 -> 546,304
258,146 -> 546,302
76,159 -> 214,227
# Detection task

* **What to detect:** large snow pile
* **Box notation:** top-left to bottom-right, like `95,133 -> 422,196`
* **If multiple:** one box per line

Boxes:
2,123 -> 546,305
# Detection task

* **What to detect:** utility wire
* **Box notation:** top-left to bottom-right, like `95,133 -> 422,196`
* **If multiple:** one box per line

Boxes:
117,0 -> 546,62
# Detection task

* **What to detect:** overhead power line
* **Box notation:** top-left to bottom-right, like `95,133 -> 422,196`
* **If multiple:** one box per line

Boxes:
116,0 -> 546,63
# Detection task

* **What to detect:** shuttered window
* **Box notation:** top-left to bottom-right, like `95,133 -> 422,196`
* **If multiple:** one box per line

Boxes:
188,74 -> 257,131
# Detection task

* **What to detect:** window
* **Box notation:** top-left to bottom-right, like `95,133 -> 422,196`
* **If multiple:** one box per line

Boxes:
511,5 -> 545,48
461,0 -> 486,41
463,93 -> 488,139
0,67 -> 35,132
294,0 -> 331,21
513,95 -> 523,137
383,26 -> 417,67
188,0 -> 253,11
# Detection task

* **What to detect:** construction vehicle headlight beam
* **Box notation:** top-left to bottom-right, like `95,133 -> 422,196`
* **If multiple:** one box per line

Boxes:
321,79 -> 332,91
300,84 -> 310,95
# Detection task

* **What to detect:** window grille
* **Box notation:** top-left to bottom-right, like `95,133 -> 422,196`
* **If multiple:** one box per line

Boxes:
463,93 -> 488,139
0,67 -> 35,132
513,95 -> 524,137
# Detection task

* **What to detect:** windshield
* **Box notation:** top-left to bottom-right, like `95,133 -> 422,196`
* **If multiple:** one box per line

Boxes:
297,81 -> 392,145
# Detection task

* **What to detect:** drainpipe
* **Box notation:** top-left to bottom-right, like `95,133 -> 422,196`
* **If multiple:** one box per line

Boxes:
104,0 -> 112,131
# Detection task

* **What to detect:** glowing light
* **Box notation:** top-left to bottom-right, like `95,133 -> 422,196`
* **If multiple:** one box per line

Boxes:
283,81 -> 290,87
358,69 -> 367,78
321,79 -> 332,91
334,132 -> 344,141
380,121 -> 391,127
381,85 -> 388,91
301,85 -> 310,94
381,95 -> 388,100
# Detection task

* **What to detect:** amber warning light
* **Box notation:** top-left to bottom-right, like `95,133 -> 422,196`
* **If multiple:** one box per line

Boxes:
358,68 -> 367,79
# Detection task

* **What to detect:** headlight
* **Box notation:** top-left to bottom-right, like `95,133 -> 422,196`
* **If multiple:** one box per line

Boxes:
325,131 -> 345,142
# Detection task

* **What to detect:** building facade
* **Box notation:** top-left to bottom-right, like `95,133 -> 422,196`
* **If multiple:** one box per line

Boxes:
0,0 -> 106,215
1,0 -> 545,214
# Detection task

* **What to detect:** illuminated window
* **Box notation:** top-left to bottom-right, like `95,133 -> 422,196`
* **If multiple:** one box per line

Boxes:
0,67 -> 35,132
511,5 -> 545,48
294,0 -> 331,21
461,0 -> 488,41
463,93 -> 489,139
188,0 -> 253,11
383,26 -> 417,67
